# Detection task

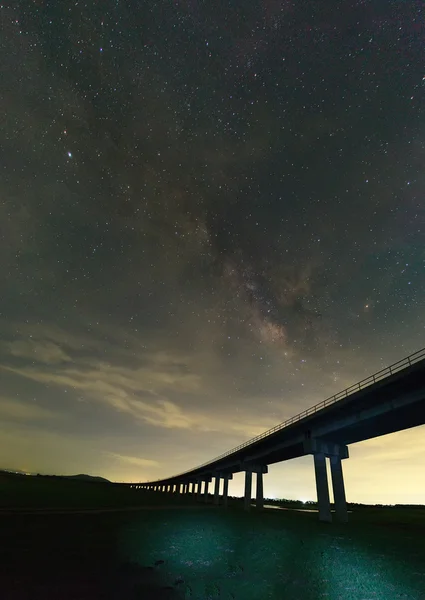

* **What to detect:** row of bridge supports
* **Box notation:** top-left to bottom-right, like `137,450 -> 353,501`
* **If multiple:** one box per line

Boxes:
134,438 -> 349,523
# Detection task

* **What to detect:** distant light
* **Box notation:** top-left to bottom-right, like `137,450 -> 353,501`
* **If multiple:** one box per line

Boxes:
67,151 -> 72,158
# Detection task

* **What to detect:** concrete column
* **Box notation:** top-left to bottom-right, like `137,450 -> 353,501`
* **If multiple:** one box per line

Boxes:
330,455 -> 348,522
256,471 -> 264,509
214,475 -> 221,505
196,480 -> 202,501
204,480 -> 209,503
223,477 -> 229,507
244,468 -> 252,511
314,452 -> 332,522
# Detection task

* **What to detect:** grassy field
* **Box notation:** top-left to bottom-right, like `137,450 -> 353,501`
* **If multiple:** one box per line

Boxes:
1,474 -> 424,600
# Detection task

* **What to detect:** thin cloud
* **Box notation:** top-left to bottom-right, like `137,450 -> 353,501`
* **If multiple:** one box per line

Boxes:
105,452 -> 159,468
6,339 -> 71,364
0,396 -> 57,422
2,361 -> 274,438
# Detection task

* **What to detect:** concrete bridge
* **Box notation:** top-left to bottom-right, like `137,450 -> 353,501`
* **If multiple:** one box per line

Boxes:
133,347 -> 425,522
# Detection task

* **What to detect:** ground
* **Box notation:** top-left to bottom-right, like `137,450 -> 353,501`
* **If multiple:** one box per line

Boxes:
1,475 -> 424,599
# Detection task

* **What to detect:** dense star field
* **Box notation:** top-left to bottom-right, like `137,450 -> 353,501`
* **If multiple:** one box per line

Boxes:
1,1 -> 424,502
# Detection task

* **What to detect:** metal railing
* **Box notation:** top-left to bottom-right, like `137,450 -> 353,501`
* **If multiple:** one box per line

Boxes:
158,346 -> 425,481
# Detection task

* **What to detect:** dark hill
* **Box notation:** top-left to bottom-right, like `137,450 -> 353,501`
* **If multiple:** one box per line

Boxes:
64,474 -> 110,483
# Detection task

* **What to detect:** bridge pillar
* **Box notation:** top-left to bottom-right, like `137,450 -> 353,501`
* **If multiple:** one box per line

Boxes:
244,468 -> 252,511
314,452 -> 332,523
196,479 -> 202,501
184,483 -> 188,494
304,438 -> 349,523
204,480 -> 210,503
221,473 -> 233,507
223,476 -> 229,507
214,475 -> 221,505
241,464 -> 267,511
330,455 -> 348,522
256,471 -> 264,509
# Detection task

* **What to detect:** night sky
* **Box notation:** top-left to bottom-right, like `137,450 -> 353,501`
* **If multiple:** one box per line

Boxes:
1,1 -> 424,503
